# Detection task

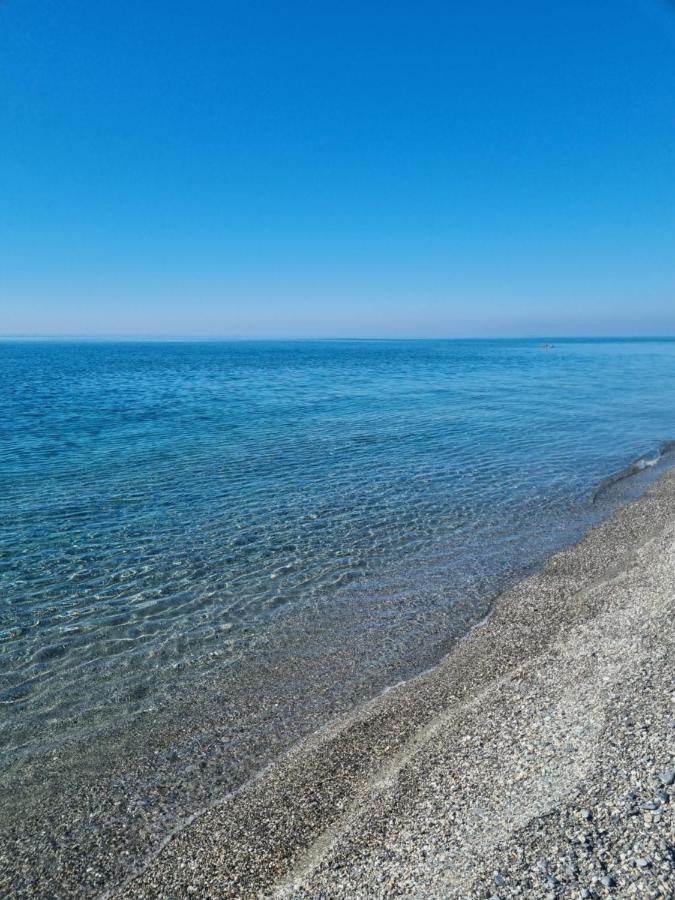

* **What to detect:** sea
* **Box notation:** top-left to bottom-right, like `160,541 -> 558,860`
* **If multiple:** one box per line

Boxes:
1,337 -> 674,892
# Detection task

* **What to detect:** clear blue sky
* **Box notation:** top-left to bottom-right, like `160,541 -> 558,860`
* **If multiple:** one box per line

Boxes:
1,0 -> 674,337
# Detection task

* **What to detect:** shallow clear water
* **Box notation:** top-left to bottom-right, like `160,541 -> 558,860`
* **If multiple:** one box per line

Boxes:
1,338 -> 674,889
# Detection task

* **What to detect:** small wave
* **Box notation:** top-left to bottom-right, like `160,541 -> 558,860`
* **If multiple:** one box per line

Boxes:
593,440 -> 675,502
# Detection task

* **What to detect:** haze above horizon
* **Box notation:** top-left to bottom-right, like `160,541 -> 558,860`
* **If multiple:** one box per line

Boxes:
2,1 -> 674,338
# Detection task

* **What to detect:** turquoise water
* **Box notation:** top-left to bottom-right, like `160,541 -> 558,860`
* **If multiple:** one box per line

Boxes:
1,338 -> 675,893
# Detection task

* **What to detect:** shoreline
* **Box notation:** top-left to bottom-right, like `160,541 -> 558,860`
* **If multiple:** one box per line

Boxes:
118,466 -> 675,898
2,461 -> 672,899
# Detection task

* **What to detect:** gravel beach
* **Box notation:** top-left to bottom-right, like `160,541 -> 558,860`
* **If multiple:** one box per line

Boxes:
114,468 -> 675,899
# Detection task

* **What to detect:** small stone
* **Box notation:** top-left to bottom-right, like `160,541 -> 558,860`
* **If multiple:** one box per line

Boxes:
660,770 -> 675,786
635,858 -> 651,868
601,874 -> 616,889
494,872 -> 506,887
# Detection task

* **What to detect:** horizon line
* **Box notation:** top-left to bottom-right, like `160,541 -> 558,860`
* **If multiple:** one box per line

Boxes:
2,334 -> 675,343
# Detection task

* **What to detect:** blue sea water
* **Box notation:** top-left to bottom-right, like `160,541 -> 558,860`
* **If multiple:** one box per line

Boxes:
1,338 -> 674,887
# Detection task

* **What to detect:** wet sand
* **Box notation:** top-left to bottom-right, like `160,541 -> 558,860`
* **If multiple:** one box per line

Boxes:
115,468 -> 675,898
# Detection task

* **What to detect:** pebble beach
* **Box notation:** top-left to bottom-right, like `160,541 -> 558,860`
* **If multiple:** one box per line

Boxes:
110,469 -> 675,898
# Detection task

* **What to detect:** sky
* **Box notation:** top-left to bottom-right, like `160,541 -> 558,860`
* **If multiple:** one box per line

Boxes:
1,0 -> 675,338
